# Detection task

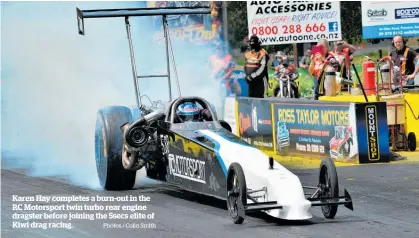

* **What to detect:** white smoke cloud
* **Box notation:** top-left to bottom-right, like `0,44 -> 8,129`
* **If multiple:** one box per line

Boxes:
1,1 -> 222,189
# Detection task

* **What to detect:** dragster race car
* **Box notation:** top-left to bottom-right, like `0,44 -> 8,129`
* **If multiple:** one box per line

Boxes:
77,6 -> 354,224
95,96 -> 353,224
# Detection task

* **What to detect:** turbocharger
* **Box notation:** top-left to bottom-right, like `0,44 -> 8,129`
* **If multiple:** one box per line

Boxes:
120,110 -> 165,171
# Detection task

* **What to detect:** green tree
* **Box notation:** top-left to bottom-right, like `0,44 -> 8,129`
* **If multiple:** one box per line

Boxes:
340,1 -> 363,44
226,1 -> 248,47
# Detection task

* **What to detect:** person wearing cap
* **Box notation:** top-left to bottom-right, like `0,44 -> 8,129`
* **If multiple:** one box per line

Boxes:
271,51 -> 285,70
244,35 -> 270,98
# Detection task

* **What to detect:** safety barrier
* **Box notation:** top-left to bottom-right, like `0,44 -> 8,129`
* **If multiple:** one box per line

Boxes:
223,96 -> 391,164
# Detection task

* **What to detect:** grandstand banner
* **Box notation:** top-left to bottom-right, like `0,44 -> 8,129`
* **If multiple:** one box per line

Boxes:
361,2 -> 419,39
236,98 -> 274,151
147,1 -> 224,45
246,1 -> 342,45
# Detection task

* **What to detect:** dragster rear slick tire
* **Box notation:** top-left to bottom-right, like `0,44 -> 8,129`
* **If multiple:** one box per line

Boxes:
95,106 -> 137,191
319,158 -> 339,219
226,162 -> 247,224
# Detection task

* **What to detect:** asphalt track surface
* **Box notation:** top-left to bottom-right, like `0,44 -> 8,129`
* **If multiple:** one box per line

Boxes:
2,161 -> 419,238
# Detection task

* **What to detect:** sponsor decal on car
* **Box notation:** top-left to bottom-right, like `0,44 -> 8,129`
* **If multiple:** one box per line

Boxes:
168,153 -> 206,183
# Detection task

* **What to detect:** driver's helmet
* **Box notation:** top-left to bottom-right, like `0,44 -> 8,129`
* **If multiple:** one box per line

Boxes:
176,102 -> 200,122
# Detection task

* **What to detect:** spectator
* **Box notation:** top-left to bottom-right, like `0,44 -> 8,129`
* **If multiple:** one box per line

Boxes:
309,39 -> 330,78
244,35 -> 270,98
271,51 -> 285,70
330,40 -> 356,80
309,39 -> 331,99
390,34 -> 419,85
300,49 -> 312,69
207,40 -> 238,113
208,41 -> 235,94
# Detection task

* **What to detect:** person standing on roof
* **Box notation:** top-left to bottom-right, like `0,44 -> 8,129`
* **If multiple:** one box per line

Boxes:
244,35 -> 270,98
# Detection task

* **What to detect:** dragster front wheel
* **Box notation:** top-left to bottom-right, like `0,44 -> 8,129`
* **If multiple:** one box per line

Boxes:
95,106 -> 137,191
226,162 -> 247,224
318,158 -> 339,219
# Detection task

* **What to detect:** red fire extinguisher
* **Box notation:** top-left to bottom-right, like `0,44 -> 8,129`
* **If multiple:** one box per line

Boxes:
362,58 -> 376,96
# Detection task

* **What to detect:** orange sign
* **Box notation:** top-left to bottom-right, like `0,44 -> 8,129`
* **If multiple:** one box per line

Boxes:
239,113 -> 251,135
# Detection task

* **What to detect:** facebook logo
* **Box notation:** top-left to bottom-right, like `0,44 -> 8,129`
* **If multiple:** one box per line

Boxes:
328,22 -> 338,32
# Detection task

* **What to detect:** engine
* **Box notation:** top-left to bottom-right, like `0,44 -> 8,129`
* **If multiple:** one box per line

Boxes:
120,109 -> 165,171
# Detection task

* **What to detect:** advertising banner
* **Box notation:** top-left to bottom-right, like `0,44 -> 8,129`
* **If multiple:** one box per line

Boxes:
237,98 -> 274,151
355,102 -> 390,163
361,1 -> 419,39
271,100 -> 358,161
246,1 -> 342,45
147,1 -> 223,44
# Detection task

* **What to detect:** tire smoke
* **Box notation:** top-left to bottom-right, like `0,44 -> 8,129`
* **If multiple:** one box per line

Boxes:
1,2 -> 223,189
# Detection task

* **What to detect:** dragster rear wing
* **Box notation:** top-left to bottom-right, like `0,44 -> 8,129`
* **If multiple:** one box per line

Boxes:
76,7 -> 211,35
75,6 -> 212,107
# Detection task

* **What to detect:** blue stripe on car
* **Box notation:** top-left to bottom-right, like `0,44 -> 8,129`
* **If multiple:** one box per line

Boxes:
200,134 -> 228,178
210,129 -> 256,149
